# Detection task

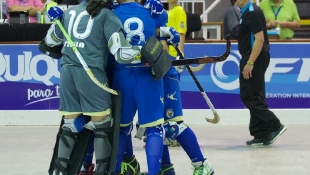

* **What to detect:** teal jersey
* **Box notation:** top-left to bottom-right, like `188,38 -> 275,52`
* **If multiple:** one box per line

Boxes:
54,2 -> 123,72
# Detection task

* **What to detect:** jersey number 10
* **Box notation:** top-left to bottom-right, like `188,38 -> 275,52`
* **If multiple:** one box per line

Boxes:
67,10 -> 94,39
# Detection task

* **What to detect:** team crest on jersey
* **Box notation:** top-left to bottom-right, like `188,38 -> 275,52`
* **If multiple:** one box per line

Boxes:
166,109 -> 174,118
180,21 -> 184,29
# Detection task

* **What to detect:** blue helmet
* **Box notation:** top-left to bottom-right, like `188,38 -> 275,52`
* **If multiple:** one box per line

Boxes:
144,0 -> 164,18
110,0 -> 120,10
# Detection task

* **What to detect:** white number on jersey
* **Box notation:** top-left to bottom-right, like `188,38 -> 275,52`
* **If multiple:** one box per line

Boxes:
123,17 -> 145,44
68,10 -> 94,39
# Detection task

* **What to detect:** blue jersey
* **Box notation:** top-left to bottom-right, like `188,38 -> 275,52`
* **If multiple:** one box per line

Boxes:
112,2 -> 164,127
113,2 -> 156,68
155,10 -> 168,28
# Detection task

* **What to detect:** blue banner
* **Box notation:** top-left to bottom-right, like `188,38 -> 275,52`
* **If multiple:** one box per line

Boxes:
181,43 -> 310,109
0,44 -> 60,110
0,43 -> 309,110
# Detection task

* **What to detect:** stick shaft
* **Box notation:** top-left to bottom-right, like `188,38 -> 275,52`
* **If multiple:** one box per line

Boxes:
171,36 -> 231,66
54,20 -> 118,95
175,47 -> 220,124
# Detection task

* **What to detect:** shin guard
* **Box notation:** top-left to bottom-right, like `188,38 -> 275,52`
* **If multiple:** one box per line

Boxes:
65,124 -> 95,175
48,117 -> 64,175
50,116 -> 94,175
55,122 -> 94,175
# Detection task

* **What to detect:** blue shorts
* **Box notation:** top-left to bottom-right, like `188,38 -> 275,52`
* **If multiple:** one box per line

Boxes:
113,67 -> 164,127
163,66 -> 183,122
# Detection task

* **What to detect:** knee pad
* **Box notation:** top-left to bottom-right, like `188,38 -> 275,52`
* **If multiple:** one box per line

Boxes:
164,121 -> 188,139
120,123 -> 133,136
85,117 -> 113,153
56,116 -> 94,175
146,125 -> 164,139
62,115 -> 89,133
93,115 -> 113,128
92,116 -> 113,141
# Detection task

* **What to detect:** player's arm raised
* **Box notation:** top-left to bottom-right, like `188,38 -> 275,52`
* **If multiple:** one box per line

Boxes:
45,7 -> 64,47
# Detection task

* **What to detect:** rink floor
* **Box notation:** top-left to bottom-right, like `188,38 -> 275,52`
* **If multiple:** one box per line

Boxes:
1,124 -> 310,175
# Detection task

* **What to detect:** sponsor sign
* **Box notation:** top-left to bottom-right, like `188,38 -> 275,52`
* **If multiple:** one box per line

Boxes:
0,43 -> 309,110
181,43 -> 310,109
0,45 -> 60,110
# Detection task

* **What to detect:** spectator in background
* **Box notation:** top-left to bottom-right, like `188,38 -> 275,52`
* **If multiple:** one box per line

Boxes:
6,0 -> 44,23
223,0 -> 240,39
259,0 -> 300,39
41,0 -> 57,23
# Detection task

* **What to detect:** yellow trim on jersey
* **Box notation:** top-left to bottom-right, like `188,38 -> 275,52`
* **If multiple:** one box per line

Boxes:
165,116 -> 183,122
59,111 -> 82,115
84,109 -> 111,117
139,118 -> 165,128
59,109 -> 111,117
167,5 -> 187,57
120,122 -> 133,127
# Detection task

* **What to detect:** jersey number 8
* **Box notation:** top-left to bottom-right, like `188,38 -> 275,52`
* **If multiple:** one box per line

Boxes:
124,17 -> 146,44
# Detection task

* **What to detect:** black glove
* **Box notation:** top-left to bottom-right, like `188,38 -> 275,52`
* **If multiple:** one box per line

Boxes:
86,0 -> 109,18
38,39 -> 63,59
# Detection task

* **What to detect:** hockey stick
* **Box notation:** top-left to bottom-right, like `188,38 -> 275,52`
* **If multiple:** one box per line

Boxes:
171,35 -> 231,66
54,19 -> 118,95
107,91 -> 122,174
174,41 -> 230,124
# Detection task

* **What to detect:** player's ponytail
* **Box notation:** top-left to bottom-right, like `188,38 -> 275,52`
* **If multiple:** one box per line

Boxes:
86,0 -> 112,18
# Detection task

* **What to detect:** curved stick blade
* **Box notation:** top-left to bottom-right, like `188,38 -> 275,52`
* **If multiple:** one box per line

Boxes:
205,112 -> 220,124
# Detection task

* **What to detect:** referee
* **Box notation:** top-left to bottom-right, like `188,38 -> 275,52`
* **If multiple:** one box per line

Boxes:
235,0 -> 287,146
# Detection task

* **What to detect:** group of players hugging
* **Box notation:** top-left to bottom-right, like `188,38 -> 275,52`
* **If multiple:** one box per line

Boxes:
40,0 -> 214,174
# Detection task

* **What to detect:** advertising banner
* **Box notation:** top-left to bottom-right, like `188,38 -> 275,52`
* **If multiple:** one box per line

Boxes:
0,43 -> 309,110
0,45 -> 60,110
181,43 -> 310,109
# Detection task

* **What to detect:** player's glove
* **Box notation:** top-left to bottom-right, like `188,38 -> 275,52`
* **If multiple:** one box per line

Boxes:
159,27 -> 180,47
144,0 -> 164,18
48,6 -> 63,21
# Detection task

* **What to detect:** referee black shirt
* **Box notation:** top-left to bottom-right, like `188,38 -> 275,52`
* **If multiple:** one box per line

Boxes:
238,2 -> 270,56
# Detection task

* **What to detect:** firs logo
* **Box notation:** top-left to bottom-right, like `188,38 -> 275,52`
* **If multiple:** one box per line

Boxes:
210,50 -> 310,91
